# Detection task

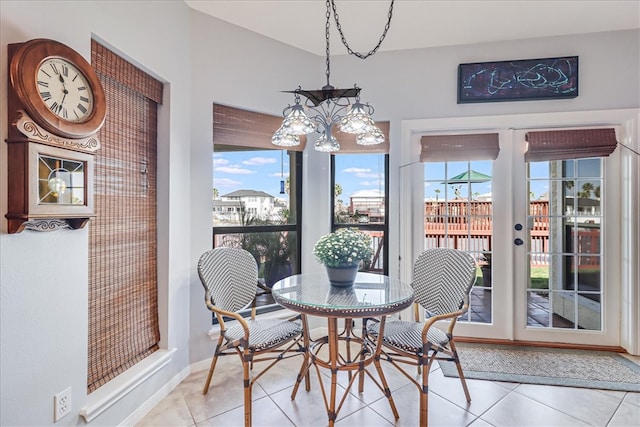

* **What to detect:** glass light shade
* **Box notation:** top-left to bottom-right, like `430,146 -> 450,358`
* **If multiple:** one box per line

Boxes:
272,129 -> 301,147
281,104 -> 315,135
314,133 -> 340,152
356,126 -> 385,145
48,176 -> 67,194
339,102 -> 375,134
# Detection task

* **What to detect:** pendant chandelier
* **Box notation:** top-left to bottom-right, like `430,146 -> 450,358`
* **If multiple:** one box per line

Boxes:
272,0 -> 394,152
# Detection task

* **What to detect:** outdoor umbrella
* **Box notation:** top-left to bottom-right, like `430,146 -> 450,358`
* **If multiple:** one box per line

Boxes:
445,170 -> 492,183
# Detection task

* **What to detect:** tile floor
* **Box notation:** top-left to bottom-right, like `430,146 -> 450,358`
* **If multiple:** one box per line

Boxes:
137,334 -> 640,427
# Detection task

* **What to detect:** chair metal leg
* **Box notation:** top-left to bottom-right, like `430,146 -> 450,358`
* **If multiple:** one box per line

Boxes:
449,340 -> 471,402
420,354 -> 429,427
202,335 -> 224,394
243,351 -> 252,427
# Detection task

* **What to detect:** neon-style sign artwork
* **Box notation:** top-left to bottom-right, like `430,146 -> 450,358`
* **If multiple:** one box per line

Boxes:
458,56 -> 578,103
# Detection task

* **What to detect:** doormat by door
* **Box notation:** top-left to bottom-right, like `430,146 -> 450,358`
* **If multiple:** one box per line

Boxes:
438,343 -> 640,392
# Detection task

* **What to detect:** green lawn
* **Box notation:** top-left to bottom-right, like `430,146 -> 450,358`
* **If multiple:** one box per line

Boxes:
475,266 -> 549,288
475,265 -> 600,290
530,266 -> 549,289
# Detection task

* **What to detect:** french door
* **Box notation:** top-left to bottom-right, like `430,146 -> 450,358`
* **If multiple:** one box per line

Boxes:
510,129 -> 620,346
426,127 -> 620,347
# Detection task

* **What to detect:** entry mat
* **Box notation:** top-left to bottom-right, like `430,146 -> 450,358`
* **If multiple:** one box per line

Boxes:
438,343 -> 640,392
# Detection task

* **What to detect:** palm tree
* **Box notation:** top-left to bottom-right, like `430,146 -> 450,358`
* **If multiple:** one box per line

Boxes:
581,182 -> 594,198
565,180 -> 575,195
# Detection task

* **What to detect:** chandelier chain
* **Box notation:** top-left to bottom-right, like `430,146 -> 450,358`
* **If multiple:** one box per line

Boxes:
331,0 -> 394,60
325,0 -> 332,86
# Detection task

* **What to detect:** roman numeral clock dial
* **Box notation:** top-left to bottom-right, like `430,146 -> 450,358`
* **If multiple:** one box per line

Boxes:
9,38 -> 106,140
37,58 -> 94,122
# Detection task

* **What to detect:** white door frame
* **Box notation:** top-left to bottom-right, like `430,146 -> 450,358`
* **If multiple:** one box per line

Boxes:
399,109 -> 639,353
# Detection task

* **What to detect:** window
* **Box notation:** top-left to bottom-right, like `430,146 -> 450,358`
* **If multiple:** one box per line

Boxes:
331,123 -> 389,274
88,40 -> 162,392
211,104 -> 304,313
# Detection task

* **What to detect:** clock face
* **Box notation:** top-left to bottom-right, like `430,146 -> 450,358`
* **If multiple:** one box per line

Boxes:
9,38 -> 106,139
37,58 -> 94,123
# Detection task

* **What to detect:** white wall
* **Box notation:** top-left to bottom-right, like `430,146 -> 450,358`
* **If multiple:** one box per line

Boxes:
1,0 -> 638,425
187,9 -> 324,363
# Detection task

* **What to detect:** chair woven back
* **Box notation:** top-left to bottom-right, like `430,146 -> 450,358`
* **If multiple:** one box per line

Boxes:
412,248 -> 477,316
198,247 -> 259,313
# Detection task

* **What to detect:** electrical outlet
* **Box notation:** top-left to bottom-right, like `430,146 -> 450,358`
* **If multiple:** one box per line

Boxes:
54,387 -> 72,422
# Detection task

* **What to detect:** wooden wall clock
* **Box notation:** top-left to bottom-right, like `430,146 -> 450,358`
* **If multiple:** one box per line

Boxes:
5,38 -> 106,233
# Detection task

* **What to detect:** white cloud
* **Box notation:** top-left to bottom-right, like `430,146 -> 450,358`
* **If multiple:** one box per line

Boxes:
356,172 -> 381,179
213,178 -> 242,187
343,167 -> 370,174
342,167 -> 380,179
242,157 -> 276,166
215,166 -> 254,175
360,179 -> 384,187
269,172 -> 290,178
213,158 -> 229,166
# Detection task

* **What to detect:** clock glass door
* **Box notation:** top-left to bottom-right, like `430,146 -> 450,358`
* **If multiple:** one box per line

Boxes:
38,154 -> 85,205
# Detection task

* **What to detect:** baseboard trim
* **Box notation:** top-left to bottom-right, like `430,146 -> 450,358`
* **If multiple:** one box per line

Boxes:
80,348 -> 177,422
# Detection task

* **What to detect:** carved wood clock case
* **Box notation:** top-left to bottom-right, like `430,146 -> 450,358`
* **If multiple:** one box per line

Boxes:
5,38 -> 106,233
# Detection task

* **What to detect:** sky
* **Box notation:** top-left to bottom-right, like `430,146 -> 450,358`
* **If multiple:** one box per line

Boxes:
212,150 -> 387,202
213,150 -> 600,203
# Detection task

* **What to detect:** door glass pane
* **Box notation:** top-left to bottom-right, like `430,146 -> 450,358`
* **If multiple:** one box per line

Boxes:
526,158 -> 603,331
424,160 -> 493,324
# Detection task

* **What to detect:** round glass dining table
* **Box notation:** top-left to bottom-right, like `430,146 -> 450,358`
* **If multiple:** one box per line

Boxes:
271,272 -> 414,426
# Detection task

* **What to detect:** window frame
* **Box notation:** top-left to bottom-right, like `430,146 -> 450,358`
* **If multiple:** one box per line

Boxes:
211,150 -> 303,317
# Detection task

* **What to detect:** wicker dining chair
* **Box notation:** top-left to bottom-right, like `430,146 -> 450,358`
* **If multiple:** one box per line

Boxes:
198,247 -> 308,427
365,248 -> 477,426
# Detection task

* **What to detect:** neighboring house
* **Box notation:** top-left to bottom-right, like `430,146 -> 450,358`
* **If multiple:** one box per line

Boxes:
214,189 -> 284,224
349,189 -> 385,222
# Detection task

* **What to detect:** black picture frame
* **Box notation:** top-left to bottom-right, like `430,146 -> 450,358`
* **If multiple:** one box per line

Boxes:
457,56 -> 578,103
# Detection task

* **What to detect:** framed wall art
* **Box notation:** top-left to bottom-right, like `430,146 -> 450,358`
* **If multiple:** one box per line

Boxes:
458,56 -> 578,103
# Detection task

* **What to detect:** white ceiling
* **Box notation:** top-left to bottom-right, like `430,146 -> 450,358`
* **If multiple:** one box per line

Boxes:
185,0 -> 640,56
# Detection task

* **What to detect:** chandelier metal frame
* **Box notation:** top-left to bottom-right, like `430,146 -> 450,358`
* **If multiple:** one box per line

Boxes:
272,0 -> 394,152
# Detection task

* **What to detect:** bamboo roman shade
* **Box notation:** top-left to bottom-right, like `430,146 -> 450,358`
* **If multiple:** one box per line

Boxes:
334,121 -> 390,154
420,133 -> 500,162
88,40 -> 161,393
213,104 -> 307,151
525,128 -> 618,162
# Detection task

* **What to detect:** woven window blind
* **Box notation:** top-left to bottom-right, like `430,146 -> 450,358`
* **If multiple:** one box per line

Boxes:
88,41 -> 162,393
525,128 -> 618,162
213,104 -> 306,151
420,133 -> 500,162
